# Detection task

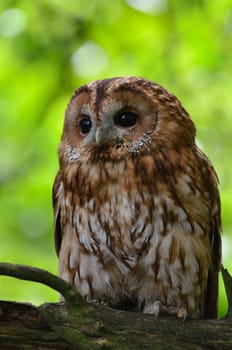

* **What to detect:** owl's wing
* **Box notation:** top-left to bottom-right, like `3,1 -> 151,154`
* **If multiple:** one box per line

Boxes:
203,163 -> 222,318
52,170 -> 63,256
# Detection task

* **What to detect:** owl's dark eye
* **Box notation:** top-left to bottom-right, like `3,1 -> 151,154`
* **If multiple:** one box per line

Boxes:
79,118 -> 92,135
114,111 -> 138,128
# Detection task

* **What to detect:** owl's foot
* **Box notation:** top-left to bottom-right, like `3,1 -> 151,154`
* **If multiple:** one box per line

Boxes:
164,306 -> 188,321
84,295 -> 107,306
143,302 -> 188,321
143,301 -> 161,317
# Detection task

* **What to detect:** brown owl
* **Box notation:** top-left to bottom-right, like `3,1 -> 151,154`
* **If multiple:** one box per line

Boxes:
53,77 -> 221,319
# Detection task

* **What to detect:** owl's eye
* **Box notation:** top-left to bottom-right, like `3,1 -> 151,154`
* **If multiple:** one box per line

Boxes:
114,111 -> 138,128
79,118 -> 92,135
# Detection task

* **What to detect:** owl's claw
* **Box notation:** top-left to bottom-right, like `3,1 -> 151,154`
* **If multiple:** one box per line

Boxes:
177,307 -> 188,321
84,295 -> 98,304
143,301 -> 161,317
84,295 -> 107,306
143,302 -> 188,320
166,306 -> 188,321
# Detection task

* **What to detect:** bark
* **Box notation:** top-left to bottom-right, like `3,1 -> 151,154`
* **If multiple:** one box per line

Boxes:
0,263 -> 231,350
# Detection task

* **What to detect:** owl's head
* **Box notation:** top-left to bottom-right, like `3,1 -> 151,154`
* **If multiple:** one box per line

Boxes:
59,77 -> 196,164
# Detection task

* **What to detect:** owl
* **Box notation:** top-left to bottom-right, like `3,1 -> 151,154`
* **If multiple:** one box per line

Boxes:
53,77 -> 221,319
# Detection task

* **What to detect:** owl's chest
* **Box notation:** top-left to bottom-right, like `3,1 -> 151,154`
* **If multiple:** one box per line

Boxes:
74,183 -> 152,259
63,156 -> 206,263
64,160 -> 157,261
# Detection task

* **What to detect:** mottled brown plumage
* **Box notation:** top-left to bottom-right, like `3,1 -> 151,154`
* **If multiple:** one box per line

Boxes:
53,77 -> 221,318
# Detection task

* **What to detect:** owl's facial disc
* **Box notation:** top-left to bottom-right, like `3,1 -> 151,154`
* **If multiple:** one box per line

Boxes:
67,90 -> 157,152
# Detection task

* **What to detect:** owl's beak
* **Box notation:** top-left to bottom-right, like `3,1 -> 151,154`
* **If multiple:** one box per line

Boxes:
95,128 -> 104,144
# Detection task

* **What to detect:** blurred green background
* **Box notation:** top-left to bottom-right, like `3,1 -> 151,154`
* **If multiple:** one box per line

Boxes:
0,0 -> 231,317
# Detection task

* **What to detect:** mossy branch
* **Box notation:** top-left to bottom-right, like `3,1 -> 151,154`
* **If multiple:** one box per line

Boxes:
221,265 -> 232,319
0,262 -> 232,349
0,262 -> 85,308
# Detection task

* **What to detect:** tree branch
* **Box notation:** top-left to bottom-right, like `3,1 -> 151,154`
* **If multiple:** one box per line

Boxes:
0,262 -> 85,308
221,265 -> 232,319
1,262 -> 232,349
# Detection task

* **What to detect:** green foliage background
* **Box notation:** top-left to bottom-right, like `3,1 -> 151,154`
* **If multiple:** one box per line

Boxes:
0,0 -> 231,317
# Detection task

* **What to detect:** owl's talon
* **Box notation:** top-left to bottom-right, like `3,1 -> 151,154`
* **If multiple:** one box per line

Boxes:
143,302 -> 188,320
143,301 -> 161,316
84,296 -> 108,306
177,308 -> 188,321
153,301 -> 161,318
167,306 -> 188,321
85,295 -> 99,305
143,301 -> 171,318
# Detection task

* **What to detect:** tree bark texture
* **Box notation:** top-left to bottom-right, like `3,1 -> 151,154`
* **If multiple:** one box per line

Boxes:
0,263 -> 231,350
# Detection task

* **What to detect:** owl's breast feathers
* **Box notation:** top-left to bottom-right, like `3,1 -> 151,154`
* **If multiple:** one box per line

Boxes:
53,145 -> 221,317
